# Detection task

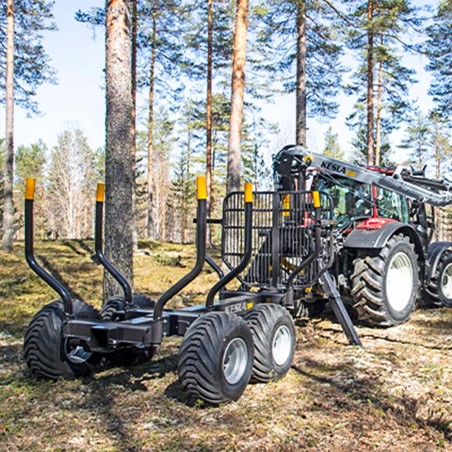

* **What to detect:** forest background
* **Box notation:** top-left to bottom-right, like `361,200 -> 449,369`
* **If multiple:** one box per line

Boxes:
0,0 -> 451,248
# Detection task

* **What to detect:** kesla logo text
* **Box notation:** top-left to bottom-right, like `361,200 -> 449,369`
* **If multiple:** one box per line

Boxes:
321,161 -> 346,174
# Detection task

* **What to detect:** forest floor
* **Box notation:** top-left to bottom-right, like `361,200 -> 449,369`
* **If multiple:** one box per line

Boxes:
0,240 -> 451,451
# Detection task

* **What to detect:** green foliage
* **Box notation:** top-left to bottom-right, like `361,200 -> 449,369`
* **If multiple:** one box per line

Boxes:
0,0 -> 57,114
399,110 -> 430,167
15,140 -> 47,184
254,0 -> 344,119
351,126 -> 392,166
344,0 -> 420,136
425,0 -> 452,120
323,126 -> 345,160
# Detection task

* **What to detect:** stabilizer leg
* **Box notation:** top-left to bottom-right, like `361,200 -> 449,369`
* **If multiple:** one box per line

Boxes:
320,271 -> 362,346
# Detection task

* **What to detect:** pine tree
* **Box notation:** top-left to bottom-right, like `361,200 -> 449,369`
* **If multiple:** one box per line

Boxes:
399,110 -> 430,168
104,0 -> 134,299
323,126 -> 345,160
0,0 -> 56,251
425,0 -> 452,121
345,0 -> 420,165
255,0 -> 344,146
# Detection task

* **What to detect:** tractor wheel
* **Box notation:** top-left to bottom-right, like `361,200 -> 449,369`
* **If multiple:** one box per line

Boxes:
101,294 -> 155,365
244,304 -> 296,383
351,234 -> 419,327
24,299 -> 101,379
178,312 -> 254,404
425,251 -> 452,307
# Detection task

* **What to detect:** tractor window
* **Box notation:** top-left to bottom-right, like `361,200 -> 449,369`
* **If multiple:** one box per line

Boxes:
316,177 -> 372,227
377,188 -> 409,223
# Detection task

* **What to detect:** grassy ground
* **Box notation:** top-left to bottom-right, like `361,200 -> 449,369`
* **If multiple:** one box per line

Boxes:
0,240 -> 451,450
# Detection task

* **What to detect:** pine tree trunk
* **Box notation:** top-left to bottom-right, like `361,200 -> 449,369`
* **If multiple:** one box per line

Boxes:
366,0 -> 375,166
2,0 -> 15,253
375,46 -> 383,166
206,0 -> 213,216
131,0 -> 138,250
147,1 -> 157,239
296,0 -> 307,147
227,0 -> 249,194
104,0 -> 134,300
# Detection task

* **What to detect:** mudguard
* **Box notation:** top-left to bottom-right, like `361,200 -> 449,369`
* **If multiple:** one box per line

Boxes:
426,241 -> 452,277
343,221 -> 425,260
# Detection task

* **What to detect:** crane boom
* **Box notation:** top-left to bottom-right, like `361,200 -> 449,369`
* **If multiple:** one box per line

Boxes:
273,145 -> 452,207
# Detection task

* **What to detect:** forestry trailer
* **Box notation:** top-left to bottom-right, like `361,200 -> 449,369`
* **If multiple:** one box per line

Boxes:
22,146 -> 451,404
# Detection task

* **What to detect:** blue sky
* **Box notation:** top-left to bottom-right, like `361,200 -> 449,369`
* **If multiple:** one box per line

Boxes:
0,0 -> 437,165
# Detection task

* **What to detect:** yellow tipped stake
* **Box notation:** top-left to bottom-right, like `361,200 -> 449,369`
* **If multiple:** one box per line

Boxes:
96,183 -> 105,203
312,191 -> 321,209
244,182 -> 253,203
25,178 -> 36,201
197,176 -> 207,200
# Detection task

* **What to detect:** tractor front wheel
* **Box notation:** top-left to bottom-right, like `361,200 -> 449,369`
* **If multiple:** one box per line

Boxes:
24,299 -> 101,379
244,304 -> 296,383
351,234 -> 419,327
425,251 -> 452,307
178,312 -> 254,404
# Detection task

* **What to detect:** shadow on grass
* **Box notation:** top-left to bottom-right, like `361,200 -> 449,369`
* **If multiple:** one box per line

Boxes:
292,358 -> 451,440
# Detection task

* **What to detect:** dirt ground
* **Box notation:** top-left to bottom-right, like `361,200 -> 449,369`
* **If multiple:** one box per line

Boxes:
0,240 -> 451,451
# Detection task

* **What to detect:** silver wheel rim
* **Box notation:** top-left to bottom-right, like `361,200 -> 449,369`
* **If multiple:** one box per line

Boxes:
65,340 -> 92,364
442,262 -> 452,299
386,251 -> 414,312
223,337 -> 248,385
272,325 -> 292,366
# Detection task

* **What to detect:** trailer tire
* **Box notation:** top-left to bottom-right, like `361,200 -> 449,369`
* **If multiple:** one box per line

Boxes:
244,304 -> 296,383
425,251 -> 452,307
178,312 -> 253,404
24,299 -> 101,379
351,234 -> 418,327
101,294 -> 155,365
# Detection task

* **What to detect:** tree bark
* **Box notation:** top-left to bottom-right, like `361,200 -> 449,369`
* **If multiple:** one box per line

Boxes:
375,40 -> 383,166
227,0 -> 249,194
2,0 -> 15,252
296,0 -> 307,147
147,1 -> 157,238
206,0 -> 213,216
104,0 -> 134,300
366,0 -> 375,166
131,0 -> 138,249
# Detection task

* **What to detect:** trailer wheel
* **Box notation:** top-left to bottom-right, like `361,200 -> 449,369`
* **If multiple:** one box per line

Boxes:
425,251 -> 452,307
178,312 -> 254,404
244,304 -> 296,383
351,234 -> 419,327
24,299 -> 101,379
101,294 -> 155,365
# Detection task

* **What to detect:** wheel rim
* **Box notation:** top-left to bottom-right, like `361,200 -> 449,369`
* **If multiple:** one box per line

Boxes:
272,325 -> 292,366
223,337 -> 248,385
441,262 -> 452,299
386,251 -> 414,311
65,339 -> 92,364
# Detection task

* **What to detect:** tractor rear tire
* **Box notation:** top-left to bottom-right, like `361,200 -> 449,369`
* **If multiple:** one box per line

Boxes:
101,294 -> 155,365
244,304 -> 296,383
24,299 -> 101,379
178,312 -> 254,404
351,234 -> 419,327
425,251 -> 452,307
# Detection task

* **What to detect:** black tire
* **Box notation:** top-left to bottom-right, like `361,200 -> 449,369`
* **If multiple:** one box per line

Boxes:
178,312 -> 254,404
351,234 -> 419,327
244,304 -> 296,383
24,299 -> 101,379
101,294 -> 155,365
425,251 -> 452,307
